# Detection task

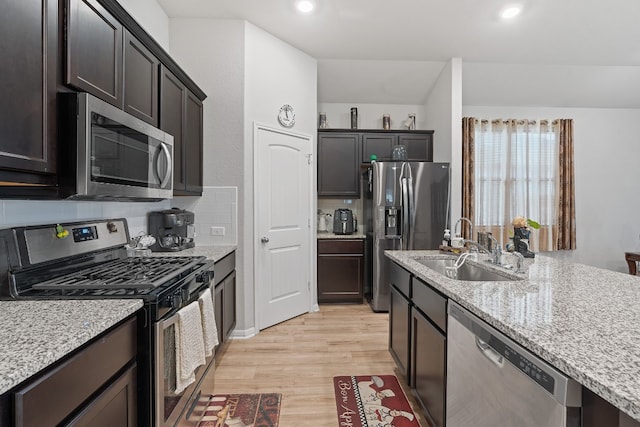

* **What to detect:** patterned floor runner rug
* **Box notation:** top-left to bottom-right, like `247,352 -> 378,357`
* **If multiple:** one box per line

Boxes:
196,393 -> 281,427
333,375 -> 420,427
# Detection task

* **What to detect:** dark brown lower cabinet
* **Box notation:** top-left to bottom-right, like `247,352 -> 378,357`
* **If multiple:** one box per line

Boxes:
389,285 -> 411,380
317,239 -> 364,303
214,251 -> 236,354
13,316 -> 137,427
411,307 -> 446,427
65,364 -> 137,427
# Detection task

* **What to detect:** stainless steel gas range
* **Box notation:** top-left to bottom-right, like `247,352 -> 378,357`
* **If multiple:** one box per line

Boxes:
0,218 -> 216,427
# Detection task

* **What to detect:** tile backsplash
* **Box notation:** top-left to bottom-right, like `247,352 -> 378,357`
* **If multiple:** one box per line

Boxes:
0,186 -> 238,247
171,187 -> 238,246
0,199 -> 170,236
317,198 -> 363,233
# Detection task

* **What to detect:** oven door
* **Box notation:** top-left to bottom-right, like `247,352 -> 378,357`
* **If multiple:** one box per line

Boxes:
155,283 -> 215,427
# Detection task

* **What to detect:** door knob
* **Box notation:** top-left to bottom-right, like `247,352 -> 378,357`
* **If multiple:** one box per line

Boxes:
261,237 -> 270,243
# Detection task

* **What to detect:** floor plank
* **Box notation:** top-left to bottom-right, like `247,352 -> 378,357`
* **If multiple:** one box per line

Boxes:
212,303 -> 428,426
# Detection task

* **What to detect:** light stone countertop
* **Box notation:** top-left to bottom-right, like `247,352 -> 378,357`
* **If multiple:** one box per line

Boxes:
0,299 -> 143,395
385,250 -> 640,422
317,232 -> 366,239
148,245 -> 236,262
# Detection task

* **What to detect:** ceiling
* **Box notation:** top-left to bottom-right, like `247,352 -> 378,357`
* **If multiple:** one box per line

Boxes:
157,0 -> 640,108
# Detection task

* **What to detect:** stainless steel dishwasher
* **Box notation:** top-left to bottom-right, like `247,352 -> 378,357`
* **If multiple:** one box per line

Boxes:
446,301 -> 582,427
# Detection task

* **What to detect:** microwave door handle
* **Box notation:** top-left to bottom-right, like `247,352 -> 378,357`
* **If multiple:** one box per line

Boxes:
156,143 -> 172,188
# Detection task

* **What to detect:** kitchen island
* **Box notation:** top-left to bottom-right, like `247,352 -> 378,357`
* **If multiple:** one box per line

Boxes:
386,250 -> 640,424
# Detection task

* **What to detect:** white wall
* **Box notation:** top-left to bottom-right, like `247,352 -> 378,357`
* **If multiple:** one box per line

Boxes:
424,58 -> 463,230
244,22 -> 318,332
116,0 -> 170,51
168,19 -> 317,335
317,103 -> 426,130
463,105 -> 640,272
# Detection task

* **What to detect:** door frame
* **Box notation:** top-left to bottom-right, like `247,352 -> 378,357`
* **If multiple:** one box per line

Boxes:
253,122 -> 316,331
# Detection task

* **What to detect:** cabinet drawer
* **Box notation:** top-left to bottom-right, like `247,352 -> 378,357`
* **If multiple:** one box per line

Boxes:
214,251 -> 236,285
388,261 -> 411,297
15,316 -> 137,427
318,239 -> 364,254
412,278 -> 447,332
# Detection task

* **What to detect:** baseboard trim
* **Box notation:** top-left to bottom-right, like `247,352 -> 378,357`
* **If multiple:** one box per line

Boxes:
229,327 -> 256,339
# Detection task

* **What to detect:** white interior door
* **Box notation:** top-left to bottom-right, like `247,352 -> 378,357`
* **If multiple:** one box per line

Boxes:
255,123 -> 312,330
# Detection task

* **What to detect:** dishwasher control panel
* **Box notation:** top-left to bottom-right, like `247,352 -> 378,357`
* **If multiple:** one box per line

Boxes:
488,336 -> 555,394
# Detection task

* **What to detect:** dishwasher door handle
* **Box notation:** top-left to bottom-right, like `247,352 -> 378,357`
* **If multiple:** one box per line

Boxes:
476,337 -> 504,367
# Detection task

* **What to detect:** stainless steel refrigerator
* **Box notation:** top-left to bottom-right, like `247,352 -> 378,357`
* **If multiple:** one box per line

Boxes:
364,162 -> 450,312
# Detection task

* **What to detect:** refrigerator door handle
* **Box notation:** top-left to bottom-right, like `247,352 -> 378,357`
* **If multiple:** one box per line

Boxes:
401,177 -> 410,250
407,175 -> 415,249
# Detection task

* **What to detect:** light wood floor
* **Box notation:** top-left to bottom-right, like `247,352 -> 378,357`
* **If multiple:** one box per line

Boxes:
212,303 -> 427,426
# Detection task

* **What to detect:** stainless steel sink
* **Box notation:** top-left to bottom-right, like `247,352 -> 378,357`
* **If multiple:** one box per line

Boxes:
415,258 -> 520,282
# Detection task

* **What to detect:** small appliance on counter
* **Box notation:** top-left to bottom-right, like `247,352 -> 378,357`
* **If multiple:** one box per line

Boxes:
333,209 -> 355,235
148,208 -> 196,252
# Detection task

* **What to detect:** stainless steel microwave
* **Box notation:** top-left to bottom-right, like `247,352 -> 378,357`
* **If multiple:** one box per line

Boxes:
59,92 -> 174,201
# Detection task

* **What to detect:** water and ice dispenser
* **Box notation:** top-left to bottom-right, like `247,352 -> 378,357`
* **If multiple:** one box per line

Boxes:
385,207 -> 401,237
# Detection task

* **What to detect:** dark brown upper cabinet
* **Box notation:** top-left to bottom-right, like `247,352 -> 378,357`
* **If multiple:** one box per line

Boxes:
123,30 -> 159,126
317,132 -> 360,198
0,0 -> 58,192
66,0 -> 123,106
66,0 -> 161,126
160,66 -> 203,196
399,133 -> 433,161
362,133 -> 397,162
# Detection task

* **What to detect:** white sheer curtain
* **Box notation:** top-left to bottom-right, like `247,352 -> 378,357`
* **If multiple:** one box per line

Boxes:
474,119 -> 558,251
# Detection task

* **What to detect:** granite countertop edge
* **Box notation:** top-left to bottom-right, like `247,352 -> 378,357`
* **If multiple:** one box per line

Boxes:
0,299 -> 143,395
317,232 -> 366,239
385,249 -> 640,422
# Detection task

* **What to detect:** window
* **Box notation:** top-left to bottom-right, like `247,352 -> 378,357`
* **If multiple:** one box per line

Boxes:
462,118 -> 575,252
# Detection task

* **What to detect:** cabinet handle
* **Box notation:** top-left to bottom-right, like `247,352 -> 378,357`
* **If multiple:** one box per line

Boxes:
260,237 -> 270,243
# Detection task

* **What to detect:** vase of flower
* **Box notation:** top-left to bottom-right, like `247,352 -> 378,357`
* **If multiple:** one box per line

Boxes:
510,216 -> 539,258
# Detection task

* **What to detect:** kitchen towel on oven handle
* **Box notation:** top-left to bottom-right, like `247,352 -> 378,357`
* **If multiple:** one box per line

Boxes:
175,300 -> 206,394
198,287 -> 219,357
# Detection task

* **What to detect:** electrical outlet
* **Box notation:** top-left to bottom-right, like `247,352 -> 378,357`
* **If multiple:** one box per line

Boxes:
210,226 -> 226,236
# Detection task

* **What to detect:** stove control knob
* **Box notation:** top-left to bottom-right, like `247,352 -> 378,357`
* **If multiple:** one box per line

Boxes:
171,292 -> 182,309
197,271 -> 211,283
106,222 -> 118,233
181,288 -> 190,302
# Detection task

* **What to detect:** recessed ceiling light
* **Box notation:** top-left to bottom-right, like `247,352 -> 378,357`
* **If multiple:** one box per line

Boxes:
296,0 -> 315,14
500,5 -> 522,19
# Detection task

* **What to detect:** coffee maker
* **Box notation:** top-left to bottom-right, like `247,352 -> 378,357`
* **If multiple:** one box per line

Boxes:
148,208 -> 196,252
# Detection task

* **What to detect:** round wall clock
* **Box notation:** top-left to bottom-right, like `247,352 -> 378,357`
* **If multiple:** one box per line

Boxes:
277,104 -> 295,128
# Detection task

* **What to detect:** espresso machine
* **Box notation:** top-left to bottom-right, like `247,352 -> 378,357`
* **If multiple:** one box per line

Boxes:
148,208 -> 196,252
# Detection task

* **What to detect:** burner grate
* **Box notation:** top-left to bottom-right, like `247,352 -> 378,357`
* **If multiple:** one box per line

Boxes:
32,257 -> 201,290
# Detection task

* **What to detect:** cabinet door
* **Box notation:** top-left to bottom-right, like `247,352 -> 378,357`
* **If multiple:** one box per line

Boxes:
66,0 -> 123,107
398,133 -> 433,161
160,65 -> 203,196
0,0 -> 57,181
184,91 -> 203,195
389,285 -> 411,380
411,307 -> 446,427
66,364 -> 137,427
362,133 -> 396,162
317,240 -> 364,303
317,132 -> 360,197
160,66 -> 186,192
223,271 -> 236,340
214,283 -> 224,352
124,30 -> 158,125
